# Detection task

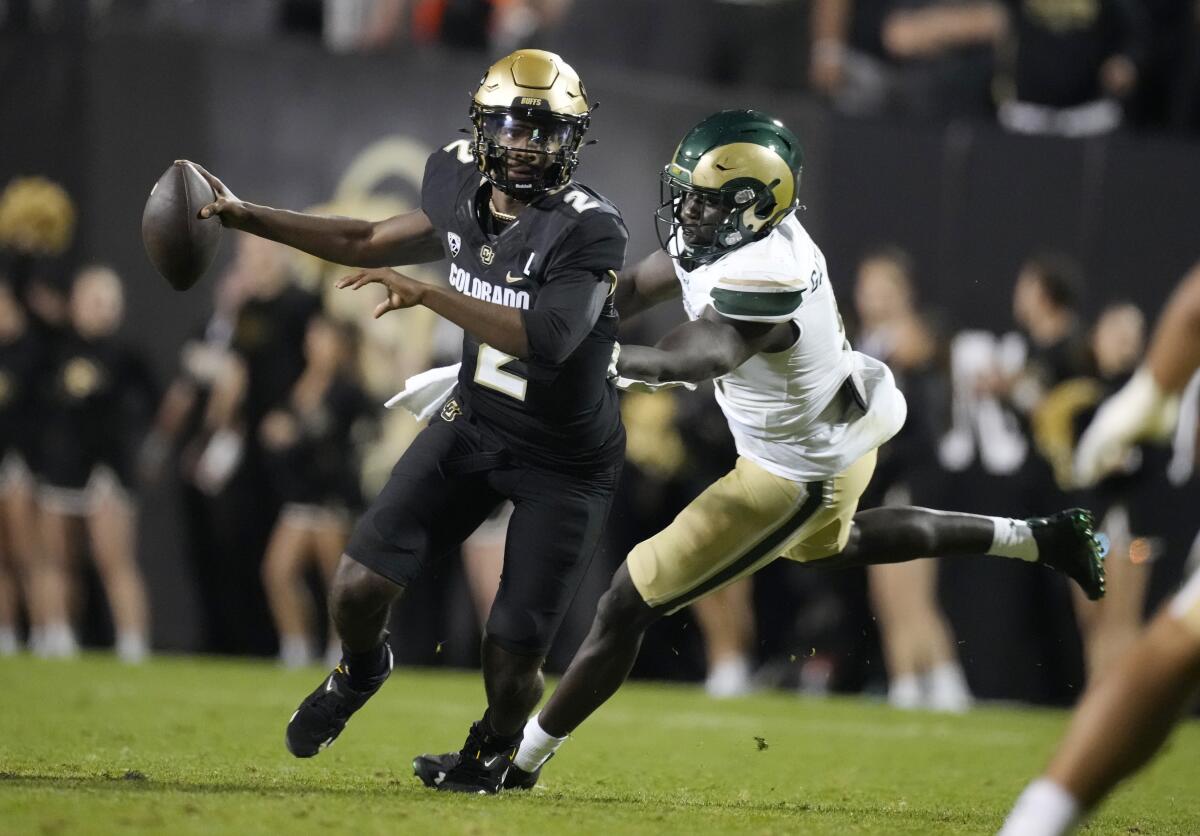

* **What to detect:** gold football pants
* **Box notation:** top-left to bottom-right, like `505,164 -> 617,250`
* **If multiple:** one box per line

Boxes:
628,450 -> 877,613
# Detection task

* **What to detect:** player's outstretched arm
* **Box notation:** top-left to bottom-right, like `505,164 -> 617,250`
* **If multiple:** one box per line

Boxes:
617,307 -> 788,384
337,268 -> 530,358
1075,262 -> 1200,486
613,250 -> 681,321
181,161 -> 445,269
339,264 -> 613,365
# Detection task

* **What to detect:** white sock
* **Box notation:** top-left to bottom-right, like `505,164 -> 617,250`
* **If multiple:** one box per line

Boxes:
988,517 -> 1038,561
513,715 -> 567,773
923,661 -> 972,713
41,623 -> 78,658
116,631 -> 149,664
999,777 -> 1082,836
0,626 -> 18,655
278,635 -> 313,668
888,673 -> 922,710
705,655 -> 754,699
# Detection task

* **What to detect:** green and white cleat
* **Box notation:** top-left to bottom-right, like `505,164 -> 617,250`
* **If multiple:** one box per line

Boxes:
1029,508 -> 1107,601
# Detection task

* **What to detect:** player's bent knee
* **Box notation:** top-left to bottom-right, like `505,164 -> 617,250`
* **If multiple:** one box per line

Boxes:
483,612 -> 553,657
595,569 -> 655,635
331,553 -> 400,612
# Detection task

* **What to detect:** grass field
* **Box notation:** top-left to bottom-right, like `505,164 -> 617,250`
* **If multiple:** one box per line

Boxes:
1,655 -> 1197,835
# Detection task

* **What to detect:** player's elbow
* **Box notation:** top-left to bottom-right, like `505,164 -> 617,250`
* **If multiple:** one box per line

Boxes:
664,351 -> 733,384
524,314 -> 583,366
344,223 -> 389,268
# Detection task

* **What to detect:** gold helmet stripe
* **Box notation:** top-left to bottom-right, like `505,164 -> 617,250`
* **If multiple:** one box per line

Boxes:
691,143 -> 794,199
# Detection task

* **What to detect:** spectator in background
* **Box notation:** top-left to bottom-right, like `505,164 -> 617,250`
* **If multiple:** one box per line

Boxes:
196,233 -> 320,655
996,0 -> 1148,137
140,264 -> 255,654
994,252 -> 1090,413
854,248 -> 970,711
1123,0 -> 1196,132
808,0 -> 1006,120
350,0 -> 571,53
934,254 -> 1091,702
259,314 -> 373,668
37,266 -> 157,662
1073,303 -> 1151,675
0,176 -> 76,344
0,278 -> 39,655
0,176 -> 77,657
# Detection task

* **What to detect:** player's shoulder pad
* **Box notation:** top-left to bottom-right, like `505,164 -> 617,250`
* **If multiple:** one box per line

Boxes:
543,183 -> 628,276
709,248 -> 819,324
555,182 -> 624,222
422,139 -> 478,190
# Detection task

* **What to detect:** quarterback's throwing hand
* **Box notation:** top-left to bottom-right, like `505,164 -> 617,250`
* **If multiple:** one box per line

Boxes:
336,268 -> 427,318
177,160 -> 247,227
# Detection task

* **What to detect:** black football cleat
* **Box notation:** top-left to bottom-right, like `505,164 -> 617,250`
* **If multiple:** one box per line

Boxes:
412,720 -> 520,794
285,643 -> 393,758
501,755 -> 549,791
1030,508 -> 1108,601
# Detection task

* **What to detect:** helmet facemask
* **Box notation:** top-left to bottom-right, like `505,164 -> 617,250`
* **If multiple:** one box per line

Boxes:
655,169 -> 781,269
469,104 -> 591,199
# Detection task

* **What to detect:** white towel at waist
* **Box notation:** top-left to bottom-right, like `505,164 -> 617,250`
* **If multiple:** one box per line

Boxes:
385,363 -> 461,421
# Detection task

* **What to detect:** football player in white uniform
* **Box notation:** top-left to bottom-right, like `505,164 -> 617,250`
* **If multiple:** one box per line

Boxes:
501,110 -> 1107,789
1001,263 -> 1200,836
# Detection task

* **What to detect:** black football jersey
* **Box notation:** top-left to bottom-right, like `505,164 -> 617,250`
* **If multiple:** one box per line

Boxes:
42,333 -> 159,462
420,140 -> 628,471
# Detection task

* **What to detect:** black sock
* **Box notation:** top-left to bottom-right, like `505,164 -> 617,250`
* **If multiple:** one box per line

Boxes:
480,709 -> 522,748
344,639 -> 389,690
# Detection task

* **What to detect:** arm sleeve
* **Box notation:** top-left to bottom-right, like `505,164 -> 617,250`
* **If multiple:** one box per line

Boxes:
521,270 -> 611,365
521,211 -> 627,365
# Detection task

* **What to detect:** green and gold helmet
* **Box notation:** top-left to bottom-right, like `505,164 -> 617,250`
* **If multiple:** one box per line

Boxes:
656,110 -> 803,268
469,49 -> 594,199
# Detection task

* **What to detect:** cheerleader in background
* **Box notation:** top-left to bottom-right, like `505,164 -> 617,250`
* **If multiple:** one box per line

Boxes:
259,313 -> 373,667
37,266 -> 158,662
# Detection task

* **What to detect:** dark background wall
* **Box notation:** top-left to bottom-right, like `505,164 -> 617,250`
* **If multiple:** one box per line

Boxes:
3,29 -> 1198,656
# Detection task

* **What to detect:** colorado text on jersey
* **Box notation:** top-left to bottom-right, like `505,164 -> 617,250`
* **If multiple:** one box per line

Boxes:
448,263 -> 531,310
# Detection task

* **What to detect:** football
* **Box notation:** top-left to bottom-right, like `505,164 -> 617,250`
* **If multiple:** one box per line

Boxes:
141,162 -> 222,291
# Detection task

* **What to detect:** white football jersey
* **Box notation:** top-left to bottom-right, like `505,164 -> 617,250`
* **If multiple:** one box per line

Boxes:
675,213 -> 907,482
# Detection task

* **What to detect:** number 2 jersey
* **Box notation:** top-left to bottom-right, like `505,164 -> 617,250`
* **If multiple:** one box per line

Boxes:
675,213 -> 908,482
420,141 -> 628,472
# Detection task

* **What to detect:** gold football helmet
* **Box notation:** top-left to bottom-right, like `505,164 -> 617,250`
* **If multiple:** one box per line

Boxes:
656,110 -> 803,268
469,49 -> 594,198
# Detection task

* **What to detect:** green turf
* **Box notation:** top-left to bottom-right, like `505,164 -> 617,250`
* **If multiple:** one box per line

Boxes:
0,655 -> 1196,834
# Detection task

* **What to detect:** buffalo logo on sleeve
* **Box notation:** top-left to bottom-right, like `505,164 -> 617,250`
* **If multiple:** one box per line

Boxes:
448,232 -> 461,257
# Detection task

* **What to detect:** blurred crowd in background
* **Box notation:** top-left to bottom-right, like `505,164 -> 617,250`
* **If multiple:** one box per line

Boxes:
3,0 -> 1200,713
4,0 -> 1200,136
3,170 -> 1198,711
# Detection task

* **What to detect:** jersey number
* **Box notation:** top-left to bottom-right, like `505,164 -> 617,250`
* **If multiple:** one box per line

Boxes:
475,344 -> 527,401
444,138 -> 474,164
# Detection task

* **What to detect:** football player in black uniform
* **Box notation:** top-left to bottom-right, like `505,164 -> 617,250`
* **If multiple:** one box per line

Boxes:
184,49 -> 627,793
